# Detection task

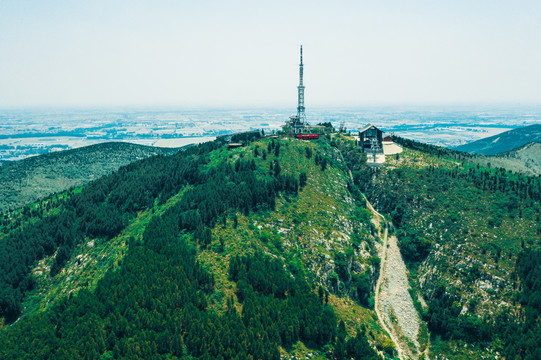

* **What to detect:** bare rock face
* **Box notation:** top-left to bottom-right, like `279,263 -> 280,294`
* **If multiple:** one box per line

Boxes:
377,233 -> 423,359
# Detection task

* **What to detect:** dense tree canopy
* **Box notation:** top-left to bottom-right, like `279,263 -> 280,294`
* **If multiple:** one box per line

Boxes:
0,141 -> 220,322
1,135 -> 382,359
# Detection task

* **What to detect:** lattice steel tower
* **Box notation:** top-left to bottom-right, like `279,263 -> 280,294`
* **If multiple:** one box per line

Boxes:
296,45 -> 306,124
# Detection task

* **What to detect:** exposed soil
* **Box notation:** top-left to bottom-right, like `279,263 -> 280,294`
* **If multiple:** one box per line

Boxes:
370,202 -> 428,360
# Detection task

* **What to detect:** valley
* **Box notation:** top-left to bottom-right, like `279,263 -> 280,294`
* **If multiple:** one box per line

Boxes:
358,138 -> 541,359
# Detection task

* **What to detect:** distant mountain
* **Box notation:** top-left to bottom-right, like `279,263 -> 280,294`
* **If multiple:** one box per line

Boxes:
465,142 -> 541,176
453,124 -> 541,155
0,142 -> 179,212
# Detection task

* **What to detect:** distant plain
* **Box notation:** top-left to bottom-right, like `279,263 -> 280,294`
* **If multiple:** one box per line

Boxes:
1,105 -> 539,161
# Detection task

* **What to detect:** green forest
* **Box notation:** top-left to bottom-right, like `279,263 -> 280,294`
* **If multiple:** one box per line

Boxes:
0,135 -> 379,359
0,132 -> 540,359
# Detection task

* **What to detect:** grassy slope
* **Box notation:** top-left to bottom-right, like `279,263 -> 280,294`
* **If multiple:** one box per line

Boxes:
11,136 -> 394,358
0,142 -> 179,212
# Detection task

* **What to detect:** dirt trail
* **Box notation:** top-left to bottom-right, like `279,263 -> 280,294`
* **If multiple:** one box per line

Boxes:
368,200 -> 427,360
342,157 -> 427,359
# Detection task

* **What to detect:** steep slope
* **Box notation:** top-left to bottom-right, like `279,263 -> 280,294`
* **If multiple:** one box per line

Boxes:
358,140 -> 541,359
453,124 -> 541,155
0,141 -> 179,212
0,134 -> 392,359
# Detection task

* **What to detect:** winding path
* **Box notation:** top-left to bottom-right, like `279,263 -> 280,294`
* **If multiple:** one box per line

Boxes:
341,152 -> 428,359
368,199 -> 427,360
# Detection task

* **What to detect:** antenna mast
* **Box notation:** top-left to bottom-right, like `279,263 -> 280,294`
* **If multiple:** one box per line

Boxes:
297,45 -> 305,124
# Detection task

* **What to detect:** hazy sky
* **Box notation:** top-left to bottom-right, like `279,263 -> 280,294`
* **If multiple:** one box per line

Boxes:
1,0 -> 540,108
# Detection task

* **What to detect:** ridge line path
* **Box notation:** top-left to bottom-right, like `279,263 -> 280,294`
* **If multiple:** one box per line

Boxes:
367,199 -> 428,360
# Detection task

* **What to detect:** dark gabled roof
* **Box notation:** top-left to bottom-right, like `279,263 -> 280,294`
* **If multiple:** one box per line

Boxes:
358,124 -> 381,134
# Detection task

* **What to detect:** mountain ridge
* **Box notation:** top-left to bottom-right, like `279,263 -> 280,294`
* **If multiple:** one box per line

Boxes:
0,141 -> 179,212
1,133 -> 540,360
453,124 -> 541,155
1,134 -> 393,359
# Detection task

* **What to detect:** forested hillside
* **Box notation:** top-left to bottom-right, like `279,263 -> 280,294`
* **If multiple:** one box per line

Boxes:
361,137 -> 541,359
0,142 -> 179,212
2,132 -> 539,359
0,134 -> 385,359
